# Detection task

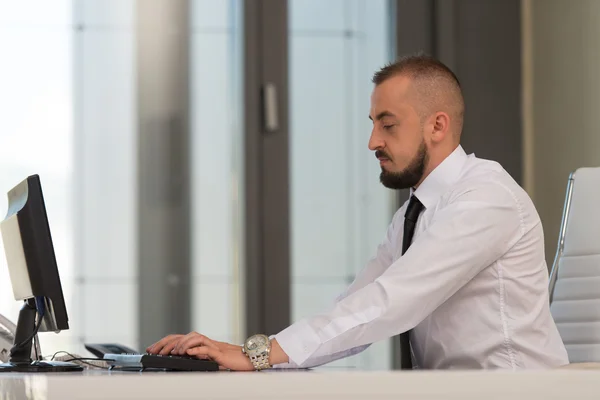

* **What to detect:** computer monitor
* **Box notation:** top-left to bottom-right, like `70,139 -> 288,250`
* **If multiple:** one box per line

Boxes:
0,175 -> 82,372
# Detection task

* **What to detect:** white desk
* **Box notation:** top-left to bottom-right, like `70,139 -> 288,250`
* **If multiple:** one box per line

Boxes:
1,369 -> 600,400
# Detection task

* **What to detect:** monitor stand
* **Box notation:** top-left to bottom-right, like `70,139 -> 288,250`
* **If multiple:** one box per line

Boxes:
0,300 -> 82,373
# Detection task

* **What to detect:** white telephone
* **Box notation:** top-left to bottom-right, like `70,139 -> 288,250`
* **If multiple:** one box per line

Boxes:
0,313 -> 41,363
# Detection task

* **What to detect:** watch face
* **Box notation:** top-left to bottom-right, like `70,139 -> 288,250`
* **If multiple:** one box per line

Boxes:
246,334 -> 268,352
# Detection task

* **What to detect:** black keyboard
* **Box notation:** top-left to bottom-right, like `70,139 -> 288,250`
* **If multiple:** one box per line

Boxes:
104,353 -> 219,372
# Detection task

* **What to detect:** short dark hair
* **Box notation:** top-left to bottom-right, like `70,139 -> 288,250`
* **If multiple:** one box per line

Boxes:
372,53 -> 461,87
372,53 -> 465,135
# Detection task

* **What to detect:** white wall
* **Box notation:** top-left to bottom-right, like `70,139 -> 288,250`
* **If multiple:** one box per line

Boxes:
524,0 -> 600,264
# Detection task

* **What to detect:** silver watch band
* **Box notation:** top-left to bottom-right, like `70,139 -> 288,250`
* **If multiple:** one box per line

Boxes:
250,352 -> 271,371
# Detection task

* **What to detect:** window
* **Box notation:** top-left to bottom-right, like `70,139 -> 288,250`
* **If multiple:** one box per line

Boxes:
0,0 -> 74,354
289,0 -> 395,369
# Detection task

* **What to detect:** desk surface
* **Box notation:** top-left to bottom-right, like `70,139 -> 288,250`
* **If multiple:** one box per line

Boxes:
1,369 -> 600,400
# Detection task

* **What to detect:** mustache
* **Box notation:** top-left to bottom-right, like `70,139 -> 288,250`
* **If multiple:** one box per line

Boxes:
375,150 -> 391,160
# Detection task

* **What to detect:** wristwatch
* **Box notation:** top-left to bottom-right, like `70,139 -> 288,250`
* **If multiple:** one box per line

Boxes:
242,334 -> 272,371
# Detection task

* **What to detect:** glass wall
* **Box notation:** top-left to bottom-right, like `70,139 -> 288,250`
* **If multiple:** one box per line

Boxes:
72,0 -> 138,353
190,0 -> 245,345
289,0 -> 395,369
0,0 -> 393,367
0,0 -> 75,355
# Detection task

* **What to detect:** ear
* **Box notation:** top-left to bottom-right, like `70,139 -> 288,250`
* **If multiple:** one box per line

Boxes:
430,112 -> 451,143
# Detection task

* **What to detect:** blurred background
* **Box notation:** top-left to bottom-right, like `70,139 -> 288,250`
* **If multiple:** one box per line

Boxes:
0,0 -> 595,370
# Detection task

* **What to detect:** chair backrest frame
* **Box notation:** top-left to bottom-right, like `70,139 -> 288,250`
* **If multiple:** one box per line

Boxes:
548,172 -> 575,303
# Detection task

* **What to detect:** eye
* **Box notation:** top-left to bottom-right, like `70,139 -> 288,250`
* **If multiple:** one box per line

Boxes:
383,124 -> 395,130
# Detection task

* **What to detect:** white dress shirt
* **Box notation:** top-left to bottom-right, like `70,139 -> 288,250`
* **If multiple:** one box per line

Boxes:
274,145 -> 569,369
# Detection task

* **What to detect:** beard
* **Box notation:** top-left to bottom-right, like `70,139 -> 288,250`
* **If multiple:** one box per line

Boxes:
379,140 -> 428,190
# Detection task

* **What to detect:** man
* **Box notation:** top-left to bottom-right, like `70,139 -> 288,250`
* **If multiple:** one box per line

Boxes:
147,55 -> 569,370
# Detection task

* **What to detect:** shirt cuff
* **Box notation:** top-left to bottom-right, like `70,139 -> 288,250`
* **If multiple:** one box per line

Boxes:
267,334 -> 295,368
272,319 -> 322,367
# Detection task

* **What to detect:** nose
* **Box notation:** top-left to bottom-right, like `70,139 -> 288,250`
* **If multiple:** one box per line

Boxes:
368,129 -> 383,151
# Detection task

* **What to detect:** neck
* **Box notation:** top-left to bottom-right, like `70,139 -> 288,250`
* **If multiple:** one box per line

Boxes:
413,143 -> 459,189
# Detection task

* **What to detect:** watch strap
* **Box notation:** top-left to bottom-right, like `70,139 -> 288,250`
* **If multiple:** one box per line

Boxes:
249,351 -> 271,370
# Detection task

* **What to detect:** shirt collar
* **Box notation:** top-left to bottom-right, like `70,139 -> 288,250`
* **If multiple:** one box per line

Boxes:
410,145 -> 469,210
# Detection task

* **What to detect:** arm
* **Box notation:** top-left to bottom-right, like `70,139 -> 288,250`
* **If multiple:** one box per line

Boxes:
147,215 -> 400,371
274,183 -> 525,367
271,210 -> 404,368
270,336 -> 370,369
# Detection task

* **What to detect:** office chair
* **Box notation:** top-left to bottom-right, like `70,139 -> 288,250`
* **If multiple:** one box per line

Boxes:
549,167 -> 600,367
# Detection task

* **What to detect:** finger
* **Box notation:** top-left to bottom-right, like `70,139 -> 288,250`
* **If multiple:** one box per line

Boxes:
173,332 -> 201,355
176,335 -> 219,355
146,340 -> 162,353
159,337 -> 186,356
155,336 -> 185,356
147,334 -> 182,354
174,333 -> 216,355
149,334 -> 181,353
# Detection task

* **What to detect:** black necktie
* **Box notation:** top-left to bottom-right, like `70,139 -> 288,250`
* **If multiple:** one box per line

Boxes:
398,195 -> 424,370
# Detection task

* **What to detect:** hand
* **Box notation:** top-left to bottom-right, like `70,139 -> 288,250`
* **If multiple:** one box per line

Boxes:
146,332 -> 254,371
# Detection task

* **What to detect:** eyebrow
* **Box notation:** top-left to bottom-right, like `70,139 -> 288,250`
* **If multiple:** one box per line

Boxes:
368,111 -> 396,121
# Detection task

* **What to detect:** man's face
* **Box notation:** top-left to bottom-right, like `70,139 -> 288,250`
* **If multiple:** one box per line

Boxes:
368,75 -> 429,190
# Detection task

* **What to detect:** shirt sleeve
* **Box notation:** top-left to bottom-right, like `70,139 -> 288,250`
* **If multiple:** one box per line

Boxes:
271,340 -> 370,369
274,182 -> 525,367
271,208 -> 403,369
